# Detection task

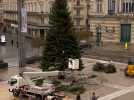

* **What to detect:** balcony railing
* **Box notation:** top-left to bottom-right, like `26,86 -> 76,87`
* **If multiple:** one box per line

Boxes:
117,12 -> 134,16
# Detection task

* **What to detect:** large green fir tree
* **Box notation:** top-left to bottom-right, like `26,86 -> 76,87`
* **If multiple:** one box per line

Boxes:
41,0 -> 82,71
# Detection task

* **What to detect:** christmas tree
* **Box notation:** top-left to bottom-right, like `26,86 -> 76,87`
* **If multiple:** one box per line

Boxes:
41,0 -> 82,71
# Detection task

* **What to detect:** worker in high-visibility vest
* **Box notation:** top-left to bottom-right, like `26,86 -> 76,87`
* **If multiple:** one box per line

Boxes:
125,42 -> 128,50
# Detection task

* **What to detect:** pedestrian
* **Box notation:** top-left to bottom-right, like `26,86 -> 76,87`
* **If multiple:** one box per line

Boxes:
11,40 -> 13,47
16,41 -> 18,48
76,93 -> 81,100
91,92 -> 99,100
19,87 -> 25,100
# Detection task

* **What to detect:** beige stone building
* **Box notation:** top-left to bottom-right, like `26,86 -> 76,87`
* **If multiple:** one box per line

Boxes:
0,0 -> 4,32
1,0 -> 134,43
89,0 -> 134,43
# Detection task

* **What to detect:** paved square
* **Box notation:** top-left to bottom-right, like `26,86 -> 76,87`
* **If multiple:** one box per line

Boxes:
112,92 -> 134,100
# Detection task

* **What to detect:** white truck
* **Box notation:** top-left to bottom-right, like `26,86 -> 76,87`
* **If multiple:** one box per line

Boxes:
8,71 -> 64,100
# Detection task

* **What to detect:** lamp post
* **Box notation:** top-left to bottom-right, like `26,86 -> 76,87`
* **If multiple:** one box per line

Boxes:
96,24 -> 101,46
86,0 -> 90,31
17,0 -> 27,76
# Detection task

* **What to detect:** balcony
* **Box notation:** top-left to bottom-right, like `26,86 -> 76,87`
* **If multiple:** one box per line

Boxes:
116,12 -> 134,19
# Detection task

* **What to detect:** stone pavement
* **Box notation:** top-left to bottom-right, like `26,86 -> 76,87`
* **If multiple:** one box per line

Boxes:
112,92 -> 134,100
1,57 -> 134,100
79,58 -> 134,100
83,42 -> 134,63
22,58 -> 134,100
98,85 -> 134,100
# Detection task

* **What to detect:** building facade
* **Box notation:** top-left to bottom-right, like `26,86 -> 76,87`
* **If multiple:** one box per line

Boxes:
89,0 -> 134,43
1,0 -> 90,43
0,0 -> 4,32
2,0 -> 50,41
1,0 -> 134,43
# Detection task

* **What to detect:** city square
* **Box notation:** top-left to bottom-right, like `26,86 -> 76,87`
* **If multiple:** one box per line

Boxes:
1,0 -> 134,100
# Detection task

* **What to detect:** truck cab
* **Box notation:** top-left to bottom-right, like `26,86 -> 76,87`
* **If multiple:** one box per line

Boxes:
8,75 -> 28,94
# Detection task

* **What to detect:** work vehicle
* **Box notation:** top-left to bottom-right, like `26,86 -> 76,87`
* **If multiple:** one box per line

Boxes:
8,71 -> 64,100
125,58 -> 134,76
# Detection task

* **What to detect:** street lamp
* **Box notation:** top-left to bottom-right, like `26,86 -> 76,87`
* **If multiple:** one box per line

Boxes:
86,0 -> 90,31
17,0 -> 27,76
96,24 -> 101,46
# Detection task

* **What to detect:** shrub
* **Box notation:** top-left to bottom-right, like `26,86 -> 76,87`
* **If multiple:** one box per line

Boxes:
34,78 -> 44,86
68,85 -> 85,94
104,64 -> 116,73
89,74 -> 98,78
58,71 -> 66,79
56,84 -> 85,94
52,80 -> 61,86
0,62 -> 8,68
93,62 -> 105,72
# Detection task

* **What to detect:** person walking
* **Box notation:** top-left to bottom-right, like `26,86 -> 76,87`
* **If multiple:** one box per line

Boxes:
11,40 -> 13,47
91,92 -> 98,100
76,93 -> 81,100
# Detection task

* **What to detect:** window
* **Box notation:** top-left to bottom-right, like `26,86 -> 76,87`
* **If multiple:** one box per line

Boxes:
126,2 -> 128,13
96,0 -> 102,13
108,0 -> 115,15
122,1 -> 134,13
129,2 -> 132,12
132,3 -> 134,12
123,2 -> 125,12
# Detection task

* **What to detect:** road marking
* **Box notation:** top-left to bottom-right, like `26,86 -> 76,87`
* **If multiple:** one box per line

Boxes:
103,83 -> 126,90
82,58 -> 127,65
98,85 -> 134,100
